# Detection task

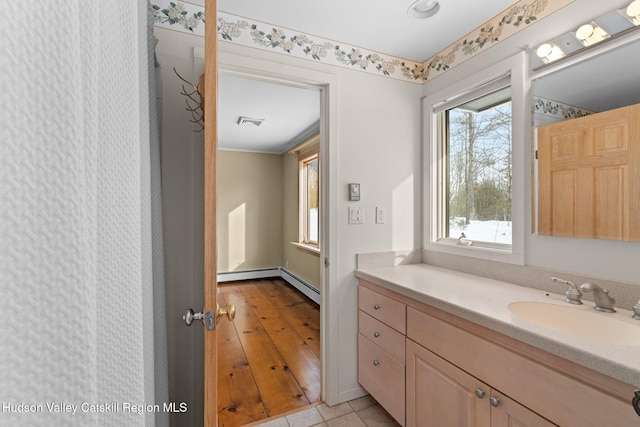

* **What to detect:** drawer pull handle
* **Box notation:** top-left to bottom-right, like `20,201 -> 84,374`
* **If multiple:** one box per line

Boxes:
489,396 -> 501,407
373,304 -> 381,310
373,331 -> 381,338
373,360 -> 380,367
474,388 -> 486,398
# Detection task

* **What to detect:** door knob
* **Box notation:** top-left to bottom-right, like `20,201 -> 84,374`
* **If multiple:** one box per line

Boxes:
183,308 -> 204,326
489,396 -> 501,407
475,388 -> 486,398
184,304 -> 236,329
216,303 -> 236,324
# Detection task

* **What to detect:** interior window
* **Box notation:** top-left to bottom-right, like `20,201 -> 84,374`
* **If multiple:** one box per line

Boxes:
441,86 -> 512,247
300,152 -> 319,247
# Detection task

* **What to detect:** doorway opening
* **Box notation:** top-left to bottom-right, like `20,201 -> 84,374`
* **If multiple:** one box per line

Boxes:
216,69 -> 326,425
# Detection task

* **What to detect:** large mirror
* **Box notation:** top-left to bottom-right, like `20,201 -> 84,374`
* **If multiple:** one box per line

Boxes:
532,36 -> 640,241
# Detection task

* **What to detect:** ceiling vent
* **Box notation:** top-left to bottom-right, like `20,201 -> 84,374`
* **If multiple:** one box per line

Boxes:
237,116 -> 266,127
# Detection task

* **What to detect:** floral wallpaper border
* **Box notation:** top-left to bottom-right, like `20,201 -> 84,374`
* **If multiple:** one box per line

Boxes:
423,0 -> 574,81
533,96 -> 595,120
216,11 -> 426,82
149,0 -> 574,83
150,1 -> 205,37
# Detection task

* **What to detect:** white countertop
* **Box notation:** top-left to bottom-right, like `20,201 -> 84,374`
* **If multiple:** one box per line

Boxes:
355,263 -> 640,388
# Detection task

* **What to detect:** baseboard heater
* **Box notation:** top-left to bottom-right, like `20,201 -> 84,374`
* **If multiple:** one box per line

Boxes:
217,267 -> 320,305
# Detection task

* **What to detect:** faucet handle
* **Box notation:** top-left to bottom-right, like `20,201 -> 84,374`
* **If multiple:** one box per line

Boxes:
551,277 -> 582,305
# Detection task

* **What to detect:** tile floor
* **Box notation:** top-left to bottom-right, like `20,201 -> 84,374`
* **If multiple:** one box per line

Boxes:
243,396 -> 401,427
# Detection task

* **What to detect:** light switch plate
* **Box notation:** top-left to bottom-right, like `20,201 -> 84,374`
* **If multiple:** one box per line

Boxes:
376,206 -> 385,224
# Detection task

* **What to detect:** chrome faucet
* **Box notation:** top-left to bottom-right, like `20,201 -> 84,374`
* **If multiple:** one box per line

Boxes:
551,277 -> 582,305
633,299 -> 640,320
579,282 -> 616,313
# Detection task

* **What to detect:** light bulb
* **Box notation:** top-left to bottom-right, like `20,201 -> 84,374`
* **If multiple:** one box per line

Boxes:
576,24 -> 594,41
536,44 -> 552,58
627,0 -> 640,18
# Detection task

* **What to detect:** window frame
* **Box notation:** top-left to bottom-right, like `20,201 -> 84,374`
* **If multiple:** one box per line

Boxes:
299,149 -> 320,250
423,53 -> 527,265
437,85 -> 513,251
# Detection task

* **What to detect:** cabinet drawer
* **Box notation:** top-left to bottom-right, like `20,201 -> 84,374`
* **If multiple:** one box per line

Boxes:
359,285 -> 406,333
359,310 -> 405,362
358,333 -> 405,425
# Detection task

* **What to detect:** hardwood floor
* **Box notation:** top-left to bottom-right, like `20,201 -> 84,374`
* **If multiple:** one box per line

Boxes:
217,278 -> 321,427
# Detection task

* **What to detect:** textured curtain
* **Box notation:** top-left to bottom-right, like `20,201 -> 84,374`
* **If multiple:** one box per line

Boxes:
0,2 -> 165,426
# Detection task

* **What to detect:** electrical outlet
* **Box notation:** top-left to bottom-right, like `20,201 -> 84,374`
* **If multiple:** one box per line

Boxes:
348,206 -> 364,224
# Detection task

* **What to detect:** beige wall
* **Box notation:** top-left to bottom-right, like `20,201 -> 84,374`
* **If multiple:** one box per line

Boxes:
217,150 -> 284,271
217,149 -> 321,288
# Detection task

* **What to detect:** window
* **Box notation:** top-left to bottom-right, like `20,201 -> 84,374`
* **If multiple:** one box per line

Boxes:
437,83 -> 513,249
425,54 -> 526,263
300,151 -> 319,247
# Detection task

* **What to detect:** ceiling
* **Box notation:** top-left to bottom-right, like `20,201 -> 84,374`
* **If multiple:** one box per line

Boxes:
217,0 -> 518,61
216,0 -> 519,153
218,72 -> 320,153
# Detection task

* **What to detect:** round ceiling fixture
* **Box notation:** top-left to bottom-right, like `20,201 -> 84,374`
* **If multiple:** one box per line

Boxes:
408,0 -> 440,19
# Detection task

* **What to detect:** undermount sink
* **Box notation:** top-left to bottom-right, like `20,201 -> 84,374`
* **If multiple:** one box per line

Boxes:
508,301 -> 640,346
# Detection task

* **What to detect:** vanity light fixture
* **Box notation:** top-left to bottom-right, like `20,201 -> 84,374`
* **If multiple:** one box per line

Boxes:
627,0 -> 640,25
408,0 -> 440,19
535,42 -> 565,64
575,23 -> 610,46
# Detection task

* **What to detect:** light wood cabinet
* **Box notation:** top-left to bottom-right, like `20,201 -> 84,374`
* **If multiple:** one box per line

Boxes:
357,280 -> 639,427
406,338 -> 490,426
537,103 -> 640,240
406,339 -> 555,427
357,285 -> 406,425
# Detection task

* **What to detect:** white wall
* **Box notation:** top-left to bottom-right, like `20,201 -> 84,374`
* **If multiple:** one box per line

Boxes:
154,28 -> 205,426
218,41 -> 423,404
421,0 -> 640,286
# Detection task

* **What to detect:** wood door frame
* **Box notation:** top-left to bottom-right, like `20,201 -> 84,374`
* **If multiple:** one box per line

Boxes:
216,46 -> 341,406
204,1 -> 218,425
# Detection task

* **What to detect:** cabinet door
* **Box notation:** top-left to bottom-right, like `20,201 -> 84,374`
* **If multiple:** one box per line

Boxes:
537,103 -> 640,240
406,339 -> 490,427
490,390 -> 557,427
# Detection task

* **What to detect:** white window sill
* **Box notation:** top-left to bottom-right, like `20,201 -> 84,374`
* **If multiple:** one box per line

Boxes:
291,242 -> 320,255
424,239 -> 524,265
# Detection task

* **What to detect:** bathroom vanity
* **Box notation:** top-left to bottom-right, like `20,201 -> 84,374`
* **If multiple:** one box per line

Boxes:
355,264 -> 640,426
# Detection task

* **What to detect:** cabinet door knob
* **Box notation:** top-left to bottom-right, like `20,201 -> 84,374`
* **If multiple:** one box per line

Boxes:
489,396 -> 501,407
373,360 -> 380,366
373,304 -> 381,310
474,388 -> 486,398
373,331 -> 381,338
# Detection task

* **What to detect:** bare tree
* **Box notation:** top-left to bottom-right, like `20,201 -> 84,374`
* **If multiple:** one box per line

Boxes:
447,102 -> 512,227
